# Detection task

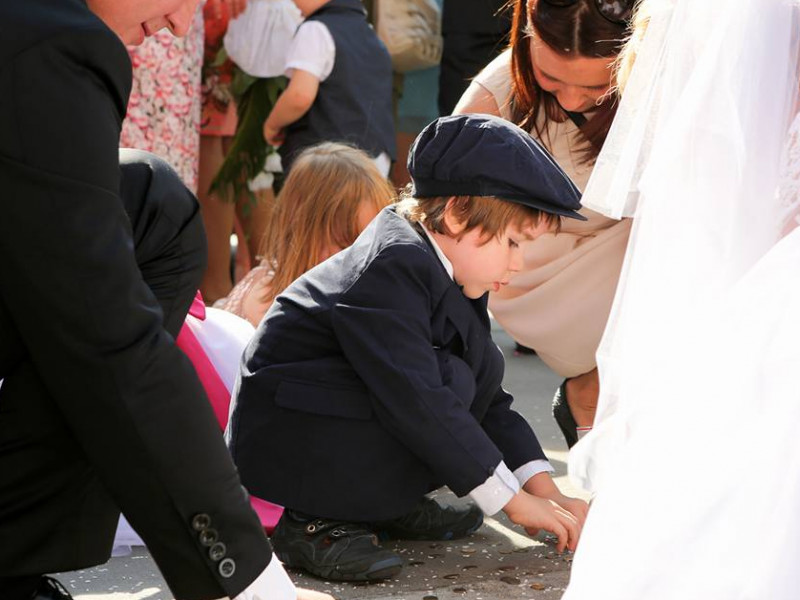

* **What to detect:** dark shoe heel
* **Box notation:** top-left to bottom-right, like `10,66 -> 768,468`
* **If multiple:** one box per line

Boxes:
552,379 -> 579,448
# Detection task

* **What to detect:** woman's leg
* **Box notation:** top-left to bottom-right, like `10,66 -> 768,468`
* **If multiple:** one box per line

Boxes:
197,134 -> 236,304
236,186 -> 275,264
565,368 -> 599,428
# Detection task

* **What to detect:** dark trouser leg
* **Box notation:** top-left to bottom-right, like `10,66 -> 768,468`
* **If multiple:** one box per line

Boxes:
438,32 -> 509,116
0,576 -> 41,600
119,148 -> 207,338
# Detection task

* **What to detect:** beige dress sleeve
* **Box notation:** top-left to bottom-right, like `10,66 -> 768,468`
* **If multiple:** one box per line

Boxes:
474,50 -> 633,378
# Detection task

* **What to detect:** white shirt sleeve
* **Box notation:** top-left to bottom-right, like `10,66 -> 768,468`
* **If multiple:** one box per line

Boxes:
513,459 -> 555,487
468,459 -> 556,516
225,555 -> 296,600
468,461 -> 519,516
284,20 -> 336,81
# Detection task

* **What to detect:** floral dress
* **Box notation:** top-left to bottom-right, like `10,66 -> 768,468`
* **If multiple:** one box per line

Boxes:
120,9 -> 204,193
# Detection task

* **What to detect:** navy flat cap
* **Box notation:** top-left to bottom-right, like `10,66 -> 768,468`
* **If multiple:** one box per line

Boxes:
408,114 -> 586,220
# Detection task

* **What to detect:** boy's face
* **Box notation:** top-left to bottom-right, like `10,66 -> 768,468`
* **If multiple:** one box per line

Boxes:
436,212 -> 553,300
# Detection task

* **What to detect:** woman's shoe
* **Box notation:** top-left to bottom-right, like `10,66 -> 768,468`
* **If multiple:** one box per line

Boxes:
552,379 -> 579,448
514,342 -> 537,356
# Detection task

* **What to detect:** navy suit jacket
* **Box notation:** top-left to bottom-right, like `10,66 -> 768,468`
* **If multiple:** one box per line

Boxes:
229,207 -> 547,521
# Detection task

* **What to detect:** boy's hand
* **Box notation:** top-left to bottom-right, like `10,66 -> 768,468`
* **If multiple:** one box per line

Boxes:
503,490 -> 581,553
522,472 -> 589,529
263,123 -> 286,147
550,493 -> 589,527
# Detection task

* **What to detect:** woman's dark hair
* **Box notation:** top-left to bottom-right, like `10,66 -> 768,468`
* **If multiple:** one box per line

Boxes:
508,0 -> 630,163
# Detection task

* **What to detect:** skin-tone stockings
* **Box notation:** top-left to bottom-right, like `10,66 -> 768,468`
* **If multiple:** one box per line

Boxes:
565,368 -> 599,428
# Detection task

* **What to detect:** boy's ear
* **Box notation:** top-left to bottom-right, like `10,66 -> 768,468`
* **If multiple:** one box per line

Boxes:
443,196 -> 466,235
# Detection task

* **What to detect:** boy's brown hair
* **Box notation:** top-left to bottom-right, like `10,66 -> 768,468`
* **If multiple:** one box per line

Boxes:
397,189 -> 561,243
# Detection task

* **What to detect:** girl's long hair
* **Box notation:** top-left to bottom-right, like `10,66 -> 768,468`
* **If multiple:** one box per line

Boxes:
509,0 -> 630,163
259,143 -> 396,303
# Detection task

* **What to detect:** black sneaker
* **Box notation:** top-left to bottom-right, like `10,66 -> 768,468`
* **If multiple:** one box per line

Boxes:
33,577 -> 73,600
271,511 -> 403,582
372,497 -> 484,541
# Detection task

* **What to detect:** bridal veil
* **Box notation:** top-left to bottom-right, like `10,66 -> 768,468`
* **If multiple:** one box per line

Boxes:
564,0 -> 800,597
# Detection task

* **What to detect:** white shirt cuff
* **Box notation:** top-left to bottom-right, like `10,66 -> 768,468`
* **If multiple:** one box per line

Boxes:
513,459 -> 555,488
228,554 -> 296,600
468,461 -> 520,516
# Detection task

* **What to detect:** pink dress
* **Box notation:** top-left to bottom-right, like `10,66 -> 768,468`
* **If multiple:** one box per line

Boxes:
113,292 -> 283,555
120,10 -> 204,192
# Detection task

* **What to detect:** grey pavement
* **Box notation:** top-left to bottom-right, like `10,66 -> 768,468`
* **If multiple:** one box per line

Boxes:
60,321 -> 587,600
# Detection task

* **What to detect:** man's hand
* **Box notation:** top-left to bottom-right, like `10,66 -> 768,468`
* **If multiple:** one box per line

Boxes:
503,490 -> 582,553
297,588 -> 335,600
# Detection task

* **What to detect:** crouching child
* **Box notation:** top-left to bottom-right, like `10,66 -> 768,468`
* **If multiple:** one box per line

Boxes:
227,114 -> 590,582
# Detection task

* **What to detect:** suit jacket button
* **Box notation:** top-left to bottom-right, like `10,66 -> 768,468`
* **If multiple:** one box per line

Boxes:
199,528 -> 219,546
209,541 -> 227,561
192,514 -> 211,531
219,558 -> 236,578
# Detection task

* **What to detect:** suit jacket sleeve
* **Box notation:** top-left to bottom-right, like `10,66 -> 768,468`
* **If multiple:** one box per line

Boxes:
331,243 -> 505,495
480,384 -> 548,472
0,27 -> 270,600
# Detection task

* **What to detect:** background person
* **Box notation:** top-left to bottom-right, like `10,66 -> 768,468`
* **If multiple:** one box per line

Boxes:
454,0 -> 636,447
121,5 -> 204,193
438,0 -> 510,116
262,0 -> 396,175
216,142 -> 396,327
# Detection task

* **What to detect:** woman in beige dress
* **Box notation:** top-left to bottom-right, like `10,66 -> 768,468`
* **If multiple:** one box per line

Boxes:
454,0 -> 634,447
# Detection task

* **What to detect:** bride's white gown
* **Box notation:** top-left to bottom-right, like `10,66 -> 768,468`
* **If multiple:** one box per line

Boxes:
562,0 -> 800,597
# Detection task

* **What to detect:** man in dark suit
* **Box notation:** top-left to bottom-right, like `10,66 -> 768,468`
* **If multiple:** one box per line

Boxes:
0,1 -> 330,599
228,114 -> 589,583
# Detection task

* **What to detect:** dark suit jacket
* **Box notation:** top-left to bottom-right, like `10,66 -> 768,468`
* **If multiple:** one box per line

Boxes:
0,1 -> 270,597
228,207 -> 546,521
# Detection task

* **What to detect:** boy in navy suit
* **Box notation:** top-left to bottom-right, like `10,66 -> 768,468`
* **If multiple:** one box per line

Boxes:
228,114 -> 590,582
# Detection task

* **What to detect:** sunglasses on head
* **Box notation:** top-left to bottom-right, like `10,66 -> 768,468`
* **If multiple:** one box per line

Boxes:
540,0 -> 635,25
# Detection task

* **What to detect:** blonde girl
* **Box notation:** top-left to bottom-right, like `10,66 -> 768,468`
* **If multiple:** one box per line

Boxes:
215,142 -> 396,326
